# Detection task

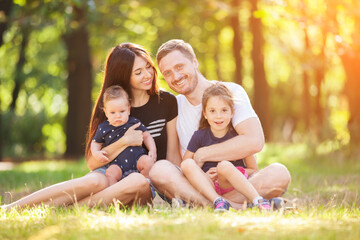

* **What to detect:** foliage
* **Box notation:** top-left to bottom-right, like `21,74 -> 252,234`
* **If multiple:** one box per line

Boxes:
1,0 -> 359,158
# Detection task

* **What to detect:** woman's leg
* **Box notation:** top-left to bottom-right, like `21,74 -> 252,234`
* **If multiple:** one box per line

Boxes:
3,172 -> 109,210
149,160 -> 210,207
78,172 -> 152,207
217,161 -> 259,202
181,159 -> 218,203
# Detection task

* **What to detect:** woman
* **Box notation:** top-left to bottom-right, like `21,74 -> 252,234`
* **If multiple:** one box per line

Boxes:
2,43 -> 181,209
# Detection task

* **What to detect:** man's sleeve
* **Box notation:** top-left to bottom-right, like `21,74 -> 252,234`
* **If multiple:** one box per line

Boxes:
226,82 -> 258,127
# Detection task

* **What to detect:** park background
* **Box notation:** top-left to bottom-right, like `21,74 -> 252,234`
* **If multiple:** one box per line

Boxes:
0,0 -> 359,239
1,0 -> 359,160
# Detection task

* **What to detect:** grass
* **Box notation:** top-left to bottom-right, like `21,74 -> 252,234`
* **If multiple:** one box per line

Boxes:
0,143 -> 359,240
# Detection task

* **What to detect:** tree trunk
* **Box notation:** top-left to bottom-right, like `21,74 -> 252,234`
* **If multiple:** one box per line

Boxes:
230,0 -> 242,85
250,0 -> 271,140
10,28 -> 30,110
341,51 -> 360,144
63,5 -> 92,158
0,0 -> 14,161
314,30 -> 327,139
300,2 -> 311,131
0,0 -> 13,47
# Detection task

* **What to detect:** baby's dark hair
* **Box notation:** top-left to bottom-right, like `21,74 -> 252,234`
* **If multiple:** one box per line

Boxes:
199,83 -> 234,130
102,85 -> 129,108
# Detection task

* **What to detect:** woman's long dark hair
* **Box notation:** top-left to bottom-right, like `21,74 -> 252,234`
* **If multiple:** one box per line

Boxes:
85,43 -> 159,158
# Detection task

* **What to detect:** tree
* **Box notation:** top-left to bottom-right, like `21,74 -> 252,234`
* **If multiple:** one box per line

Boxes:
0,0 -> 14,161
250,0 -> 271,140
230,0 -> 243,85
63,3 -> 92,158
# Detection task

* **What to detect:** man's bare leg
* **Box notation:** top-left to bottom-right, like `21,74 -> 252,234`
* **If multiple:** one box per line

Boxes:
149,160 -> 211,207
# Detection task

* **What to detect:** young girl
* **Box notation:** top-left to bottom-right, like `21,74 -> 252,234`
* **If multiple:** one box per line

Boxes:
91,85 -> 156,185
181,83 -> 271,212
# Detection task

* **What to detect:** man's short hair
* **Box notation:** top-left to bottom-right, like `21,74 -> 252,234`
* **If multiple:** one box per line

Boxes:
156,39 -> 196,64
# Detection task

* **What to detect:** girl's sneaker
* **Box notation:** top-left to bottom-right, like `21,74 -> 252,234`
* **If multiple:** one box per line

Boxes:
214,197 -> 230,212
256,199 -> 271,211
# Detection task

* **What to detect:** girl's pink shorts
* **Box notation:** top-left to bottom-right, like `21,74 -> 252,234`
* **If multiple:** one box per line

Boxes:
213,166 -> 248,195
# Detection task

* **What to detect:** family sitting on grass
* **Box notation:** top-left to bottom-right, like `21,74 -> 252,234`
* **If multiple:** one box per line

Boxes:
2,39 -> 291,212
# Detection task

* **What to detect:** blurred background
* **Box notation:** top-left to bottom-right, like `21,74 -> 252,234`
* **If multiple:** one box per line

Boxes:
0,0 -> 359,161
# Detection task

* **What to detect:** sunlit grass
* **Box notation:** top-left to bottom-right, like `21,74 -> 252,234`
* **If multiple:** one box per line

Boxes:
1,143 -> 359,239
1,205 -> 359,240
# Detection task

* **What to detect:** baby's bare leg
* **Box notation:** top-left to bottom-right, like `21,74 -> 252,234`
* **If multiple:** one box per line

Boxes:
105,165 -> 123,185
137,155 -> 154,178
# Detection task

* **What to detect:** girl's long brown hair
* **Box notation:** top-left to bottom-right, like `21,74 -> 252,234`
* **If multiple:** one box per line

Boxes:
199,83 -> 235,130
85,43 -> 159,158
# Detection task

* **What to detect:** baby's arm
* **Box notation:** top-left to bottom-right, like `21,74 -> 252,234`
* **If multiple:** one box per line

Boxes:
143,131 -> 157,162
90,141 -> 110,163
243,154 -> 258,177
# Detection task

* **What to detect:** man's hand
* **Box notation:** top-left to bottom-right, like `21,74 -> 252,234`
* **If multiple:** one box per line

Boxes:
193,147 -> 207,167
93,150 -> 109,163
123,122 -> 143,147
206,167 -> 218,182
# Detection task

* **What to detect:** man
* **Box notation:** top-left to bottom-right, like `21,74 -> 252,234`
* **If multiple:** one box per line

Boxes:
149,39 -> 291,209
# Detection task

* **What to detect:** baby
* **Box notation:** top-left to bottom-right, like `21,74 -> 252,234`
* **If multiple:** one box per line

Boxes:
91,85 -> 156,185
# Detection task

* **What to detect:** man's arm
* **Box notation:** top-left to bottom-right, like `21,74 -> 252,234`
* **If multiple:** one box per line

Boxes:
165,117 -> 182,166
193,117 -> 264,166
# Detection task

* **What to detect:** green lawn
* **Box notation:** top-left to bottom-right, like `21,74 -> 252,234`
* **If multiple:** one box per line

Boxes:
1,143 -> 359,240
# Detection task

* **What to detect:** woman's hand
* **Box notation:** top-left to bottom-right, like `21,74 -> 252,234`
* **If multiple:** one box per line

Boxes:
123,122 -> 143,147
93,150 -> 109,163
206,167 -> 218,182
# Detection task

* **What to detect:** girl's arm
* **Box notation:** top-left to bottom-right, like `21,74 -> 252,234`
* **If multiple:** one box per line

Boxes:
182,150 -> 194,161
243,154 -> 258,177
86,122 -> 143,171
165,117 -> 182,166
143,131 -> 157,162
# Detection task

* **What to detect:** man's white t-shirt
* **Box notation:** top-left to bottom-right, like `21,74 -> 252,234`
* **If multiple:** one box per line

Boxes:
176,81 -> 258,156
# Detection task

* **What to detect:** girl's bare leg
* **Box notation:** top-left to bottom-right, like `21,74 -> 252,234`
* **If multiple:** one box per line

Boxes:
3,172 -> 109,210
222,163 -> 291,203
78,172 -> 152,207
149,160 -> 210,207
181,158 -> 219,203
217,161 -> 259,202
